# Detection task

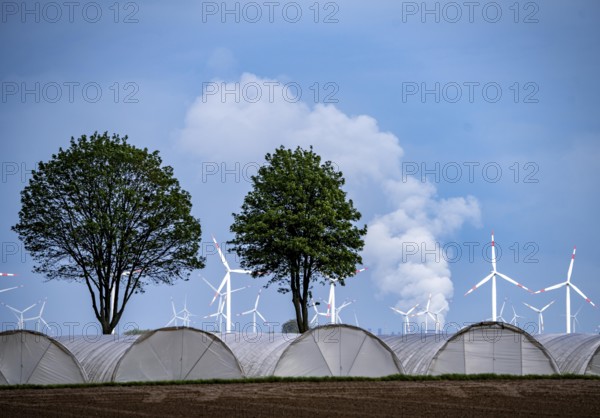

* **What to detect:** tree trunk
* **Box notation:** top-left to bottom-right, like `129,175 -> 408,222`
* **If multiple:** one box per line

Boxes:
293,292 -> 307,333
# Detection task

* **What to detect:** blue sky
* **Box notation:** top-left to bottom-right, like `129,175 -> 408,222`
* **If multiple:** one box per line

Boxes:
1,0 -> 599,336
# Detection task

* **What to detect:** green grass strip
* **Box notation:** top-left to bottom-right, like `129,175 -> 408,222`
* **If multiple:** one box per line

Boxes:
1,373 -> 599,391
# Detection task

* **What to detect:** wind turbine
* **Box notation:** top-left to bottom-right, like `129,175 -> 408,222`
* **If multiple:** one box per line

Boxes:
498,298 -> 508,322
202,275 -> 249,331
432,307 -> 446,333
413,294 -> 438,333
534,247 -> 596,334
465,231 -> 532,321
335,299 -> 354,324
309,299 -> 327,327
211,235 -> 252,333
510,305 -> 525,326
24,299 -> 49,333
488,298 -> 508,322
166,296 -> 195,327
326,268 -> 367,325
237,289 -> 267,333
1,301 -> 37,329
570,306 -> 583,333
179,297 -> 195,327
166,298 -> 183,327
390,303 -> 419,334
523,300 -> 555,334
204,297 -> 226,332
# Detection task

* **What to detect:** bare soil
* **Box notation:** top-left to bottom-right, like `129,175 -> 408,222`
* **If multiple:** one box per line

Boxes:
1,380 -> 600,417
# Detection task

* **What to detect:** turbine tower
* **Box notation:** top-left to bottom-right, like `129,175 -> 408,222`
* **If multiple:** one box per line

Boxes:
211,235 -> 252,333
534,247 -> 596,334
464,231 -> 532,321
326,268 -> 367,325
203,275 -> 249,332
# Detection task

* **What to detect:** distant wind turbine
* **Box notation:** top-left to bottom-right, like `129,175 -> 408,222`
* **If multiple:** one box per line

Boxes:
211,235 -> 252,332
390,303 -> 419,334
1,300 -> 37,329
465,231 -> 532,321
25,299 -> 50,333
534,247 -> 596,334
510,304 -> 525,326
523,300 -> 555,334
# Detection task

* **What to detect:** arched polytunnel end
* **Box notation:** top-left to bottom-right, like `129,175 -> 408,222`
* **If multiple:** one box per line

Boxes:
0,330 -> 87,385
382,321 -> 560,376
273,324 -> 405,377
429,321 -> 560,375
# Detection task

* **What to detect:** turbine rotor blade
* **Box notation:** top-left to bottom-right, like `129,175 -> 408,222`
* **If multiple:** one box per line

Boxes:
541,300 -> 555,312
567,246 -> 576,283
201,276 -> 219,293
464,273 -> 494,296
230,269 -> 252,274
535,282 -> 567,294
570,283 -> 597,308
497,272 -> 532,292
523,302 -> 541,313
212,235 -> 231,271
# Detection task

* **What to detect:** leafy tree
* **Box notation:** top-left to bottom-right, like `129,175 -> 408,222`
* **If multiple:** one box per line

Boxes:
282,319 -> 299,334
13,132 -> 205,334
229,146 -> 366,333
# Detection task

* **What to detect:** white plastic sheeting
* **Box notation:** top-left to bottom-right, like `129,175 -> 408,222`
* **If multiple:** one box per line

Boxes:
536,333 -> 600,375
58,334 -> 139,382
225,325 -> 405,377
61,327 -> 244,382
382,333 -> 448,375
383,322 -> 559,375
222,332 -> 300,377
0,330 -> 87,385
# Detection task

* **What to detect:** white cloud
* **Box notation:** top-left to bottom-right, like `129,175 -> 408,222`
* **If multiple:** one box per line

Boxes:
179,72 -> 481,326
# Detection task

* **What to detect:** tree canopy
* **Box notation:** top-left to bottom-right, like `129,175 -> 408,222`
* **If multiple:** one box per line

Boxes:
13,132 -> 204,334
229,146 -> 366,333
